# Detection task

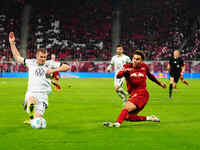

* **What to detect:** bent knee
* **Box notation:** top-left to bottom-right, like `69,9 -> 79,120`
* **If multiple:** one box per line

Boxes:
28,96 -> 37,104
115,86 -> 120,91
124,102 -> 137,112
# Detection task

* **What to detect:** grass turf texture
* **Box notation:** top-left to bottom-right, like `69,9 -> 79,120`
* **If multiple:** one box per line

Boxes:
0,78 -> 200,150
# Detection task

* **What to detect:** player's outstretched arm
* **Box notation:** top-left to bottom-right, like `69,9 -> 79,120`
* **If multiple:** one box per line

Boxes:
46,64 -> 70,75
9,32 -> 24,64
147,72 -> 167,88
180,65 -> 185,76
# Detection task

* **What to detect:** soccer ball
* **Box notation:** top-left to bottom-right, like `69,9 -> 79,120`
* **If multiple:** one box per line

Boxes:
31,117 -> 47,129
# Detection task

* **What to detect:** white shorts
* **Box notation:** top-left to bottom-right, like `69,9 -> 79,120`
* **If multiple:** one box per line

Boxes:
114,75 -> 125,87
24,92 -> 49,116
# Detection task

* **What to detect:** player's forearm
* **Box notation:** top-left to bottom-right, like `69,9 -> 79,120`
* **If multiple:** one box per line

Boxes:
181,66 -> 185,73
147,72 -> 162,86
167,64 -> 170,72
106,64 -> 112,72
10,42 -> 24,63
53,64 -> 70,72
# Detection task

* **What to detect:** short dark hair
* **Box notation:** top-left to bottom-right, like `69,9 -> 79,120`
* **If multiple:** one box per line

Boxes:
133,50 -> 145,60
116,44 -> 123,48
36,48 -> 47,54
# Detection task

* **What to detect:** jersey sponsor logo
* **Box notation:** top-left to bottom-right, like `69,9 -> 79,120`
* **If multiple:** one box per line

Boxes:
130,73 -> 137,77
130,72 -> 144,77
35,68 -> 45,77
138,73 -> 144,77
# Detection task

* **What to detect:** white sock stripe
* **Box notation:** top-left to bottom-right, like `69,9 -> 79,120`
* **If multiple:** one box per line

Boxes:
118,88 -> 128,95
116,91 -> 125,99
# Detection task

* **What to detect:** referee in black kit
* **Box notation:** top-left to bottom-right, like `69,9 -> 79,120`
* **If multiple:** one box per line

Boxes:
167,50 -> 189,99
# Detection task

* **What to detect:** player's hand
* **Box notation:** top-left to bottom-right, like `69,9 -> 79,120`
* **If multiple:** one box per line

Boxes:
180,72 -> 184,76
122,67 -> 132,72
105,68 -> 110,72
9,32 -> 15,44
160,82 -> 167,88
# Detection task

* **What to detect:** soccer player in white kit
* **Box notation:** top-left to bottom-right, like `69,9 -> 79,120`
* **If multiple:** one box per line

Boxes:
106,44 -> 131,104
9,32 -> 70,124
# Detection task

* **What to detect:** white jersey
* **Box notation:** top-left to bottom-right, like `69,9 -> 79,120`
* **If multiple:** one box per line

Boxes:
25,59 -> 60,93
107,54 -> 131,73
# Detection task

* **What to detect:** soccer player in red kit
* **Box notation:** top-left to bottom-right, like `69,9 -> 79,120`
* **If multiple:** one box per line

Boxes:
104,50 -> 167,127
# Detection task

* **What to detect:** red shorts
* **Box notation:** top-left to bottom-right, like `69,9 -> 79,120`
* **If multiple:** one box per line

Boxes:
53,72 -> 59,80
129,89 -> 149,111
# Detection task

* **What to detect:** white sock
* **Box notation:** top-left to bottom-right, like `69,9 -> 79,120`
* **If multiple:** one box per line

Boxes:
146,116 -> 151,121
114,122 -> 121,127
116,90 -> 125,99
118,88 -> 128,96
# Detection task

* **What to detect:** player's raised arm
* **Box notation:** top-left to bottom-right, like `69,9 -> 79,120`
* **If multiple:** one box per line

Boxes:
106,58 -> 114,72
46,64 -> 70,75
9,32 -> 24,64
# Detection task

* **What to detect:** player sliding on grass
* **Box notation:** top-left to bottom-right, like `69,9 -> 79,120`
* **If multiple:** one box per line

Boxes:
168,50 -> 189,99
104,50 -> 167,128
9,32 -> 70,124
106,44 -> 131,104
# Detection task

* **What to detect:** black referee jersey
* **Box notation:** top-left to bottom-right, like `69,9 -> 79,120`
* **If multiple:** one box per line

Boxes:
169,57 -> 184,76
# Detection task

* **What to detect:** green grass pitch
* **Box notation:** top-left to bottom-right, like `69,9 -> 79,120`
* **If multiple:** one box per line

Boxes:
0,78 -> 200,150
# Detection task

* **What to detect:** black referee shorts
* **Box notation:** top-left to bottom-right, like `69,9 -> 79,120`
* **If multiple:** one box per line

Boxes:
170,72 -> 180,83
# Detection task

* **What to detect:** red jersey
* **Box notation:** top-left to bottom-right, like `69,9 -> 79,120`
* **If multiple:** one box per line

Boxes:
53,71 -> 60,80
117,63 -> 161,95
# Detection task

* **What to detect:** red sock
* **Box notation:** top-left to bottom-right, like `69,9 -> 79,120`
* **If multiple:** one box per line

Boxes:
56,84 -> 61,89
126,114 -> 146,121
116,109 -> 129,124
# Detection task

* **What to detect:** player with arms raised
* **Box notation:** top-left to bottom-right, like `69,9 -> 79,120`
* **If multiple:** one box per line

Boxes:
104,50 -> 166,127
106,44 -> 131,104
168,50 -> 189,99
9,32 -> 70,124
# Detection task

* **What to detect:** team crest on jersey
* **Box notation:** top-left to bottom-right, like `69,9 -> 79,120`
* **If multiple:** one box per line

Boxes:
35,68 -> 45,77
141,67 -> 145,71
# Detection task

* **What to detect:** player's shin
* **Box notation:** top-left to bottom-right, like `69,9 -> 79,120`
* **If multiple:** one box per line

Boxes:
116,88 -> 128,103
27,102 -> 35,119
169,84 -> 173,98
116,109 -> 129,124
126,114 -> 146,121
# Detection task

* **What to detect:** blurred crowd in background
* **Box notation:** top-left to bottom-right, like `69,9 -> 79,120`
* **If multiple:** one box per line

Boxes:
0,0 -> 200,72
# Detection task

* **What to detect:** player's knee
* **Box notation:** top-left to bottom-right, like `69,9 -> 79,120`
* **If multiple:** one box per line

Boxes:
28,96 -> 37,104
115,86 -> 120,91
124,102 -> 137,112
